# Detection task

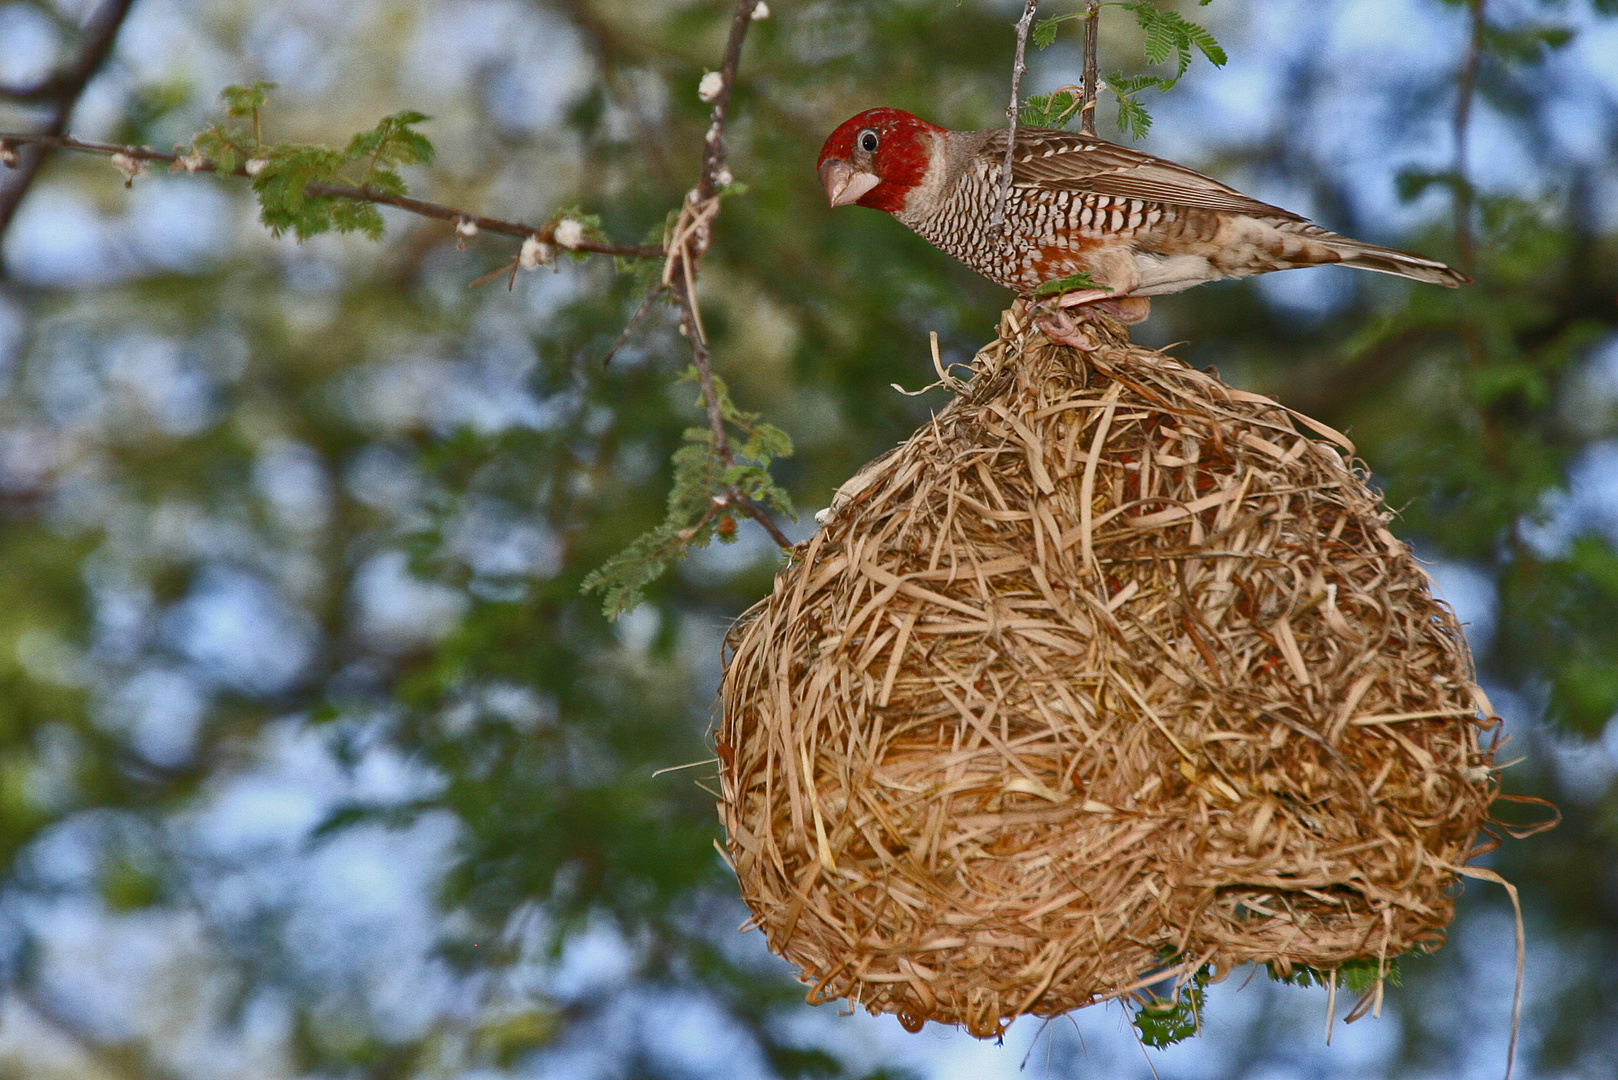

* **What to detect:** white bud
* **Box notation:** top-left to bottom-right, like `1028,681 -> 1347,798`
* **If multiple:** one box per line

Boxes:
111,153 -> 148,187
553,218 -> 585,250
245,158 -> 269,177
715,167 -> 734,188
698,71 -> 724,103
173,150 -> 206,173
752,1 -> 769,18
455,217 -> 479,239
519,235 -> 553,270
0,143 -> 18,168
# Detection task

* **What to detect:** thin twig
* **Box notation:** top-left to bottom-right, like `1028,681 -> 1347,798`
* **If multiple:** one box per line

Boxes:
304,182 -> 660,256
743,500 -> 794,549
602,284 -> 668,367
0,0 -> 137,239
667,0 -> 763,459
695,0 -> 760,208
1081,1 -> 1101,137
0,133 -> 663,259
995,0 -> 1042,232
662,0 -> 793,551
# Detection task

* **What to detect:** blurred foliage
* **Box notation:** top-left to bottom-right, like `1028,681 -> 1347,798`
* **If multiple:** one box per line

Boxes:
0,0 -> 1616,1078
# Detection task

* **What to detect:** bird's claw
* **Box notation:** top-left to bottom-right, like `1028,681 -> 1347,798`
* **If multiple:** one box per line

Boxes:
1032,294 -> 1152,350
1034,306 -> 1100,351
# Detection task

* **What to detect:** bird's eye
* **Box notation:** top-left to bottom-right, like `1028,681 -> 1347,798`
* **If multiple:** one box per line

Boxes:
859,130 -> 879,153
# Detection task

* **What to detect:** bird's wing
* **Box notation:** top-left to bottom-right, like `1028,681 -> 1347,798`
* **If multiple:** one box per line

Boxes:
985,128 -> 1305,221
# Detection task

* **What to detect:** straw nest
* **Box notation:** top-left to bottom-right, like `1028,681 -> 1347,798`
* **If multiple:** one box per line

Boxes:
716,307 -> 1499,1038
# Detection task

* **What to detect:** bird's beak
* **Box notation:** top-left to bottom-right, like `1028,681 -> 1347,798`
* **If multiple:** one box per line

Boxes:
820,159 -> 880,207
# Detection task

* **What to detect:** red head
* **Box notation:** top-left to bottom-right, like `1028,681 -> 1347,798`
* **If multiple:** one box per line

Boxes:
816,108 -> 941,215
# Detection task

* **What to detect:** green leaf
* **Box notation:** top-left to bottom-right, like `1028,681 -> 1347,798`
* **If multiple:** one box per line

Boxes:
582,368 -> 793,617
343,109 -> 436,181
1484,23 -> 1574,63
1134,993 -> 1200,1048
1269,957 -> 1402,994
1133,972 -> 1209,1047
1109,76 -> 1159,139
1021,89 -> 1086,129
1181,16 -> 1228,66
189,124 -> 241,174
579,523 -> 694,620
1032,14 -> 1067,50
1120,3 -> 1227,83
220,81 -> 277,117
1033,270 -> 1098,296
1136,7 -> 1175,66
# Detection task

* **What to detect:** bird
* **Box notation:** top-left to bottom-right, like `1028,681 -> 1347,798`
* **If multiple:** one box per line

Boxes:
817,107 -> 1468,343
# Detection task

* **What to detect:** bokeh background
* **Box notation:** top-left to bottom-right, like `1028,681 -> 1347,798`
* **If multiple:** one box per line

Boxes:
1,0 -> 1617,1077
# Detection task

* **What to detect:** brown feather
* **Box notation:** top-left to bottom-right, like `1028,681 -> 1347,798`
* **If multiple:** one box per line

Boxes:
981,127 -> 1306,221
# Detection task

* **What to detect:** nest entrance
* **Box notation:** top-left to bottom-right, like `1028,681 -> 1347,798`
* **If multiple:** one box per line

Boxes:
717,308 -> 1499,1038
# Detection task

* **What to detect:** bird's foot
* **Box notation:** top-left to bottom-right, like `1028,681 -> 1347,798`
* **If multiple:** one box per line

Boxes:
1034,305 -> 1100,351
1033,295 -> 1152,349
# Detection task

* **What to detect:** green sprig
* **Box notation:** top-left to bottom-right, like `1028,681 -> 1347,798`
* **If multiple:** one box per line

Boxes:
1131,956 -> 1212,1048
185,85 -> 436,240
1027,1 -> 1225,139
582,369 -> 794,619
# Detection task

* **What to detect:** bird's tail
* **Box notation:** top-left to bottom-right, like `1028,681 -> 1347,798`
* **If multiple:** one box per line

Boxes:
1318,236 -> 1471,288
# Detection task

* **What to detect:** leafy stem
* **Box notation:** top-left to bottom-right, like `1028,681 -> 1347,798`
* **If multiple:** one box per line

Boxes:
581,368 -> 795,619
1026,0 -> 1225,138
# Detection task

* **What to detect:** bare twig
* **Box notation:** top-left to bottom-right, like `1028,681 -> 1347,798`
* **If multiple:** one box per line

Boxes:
743,496 -> 794,550
303,182 -> 660,257
0,0 -> 137,239
1081,0 -> 1101,137
995,0 -> 1042,232
602,284 -> 669,367
0,133 -> 663,259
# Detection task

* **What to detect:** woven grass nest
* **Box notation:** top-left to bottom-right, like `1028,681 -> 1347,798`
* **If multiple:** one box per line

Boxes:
716,306 -> 1500,1038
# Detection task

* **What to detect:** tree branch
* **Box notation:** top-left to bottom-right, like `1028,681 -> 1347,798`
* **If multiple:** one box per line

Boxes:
995,0 -> 1041,232
0,0 -> 138,239
661,0 -> 794,552
1080,1 -> 1101,137
0,133 -> 663,259
0,74 -> 76,103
